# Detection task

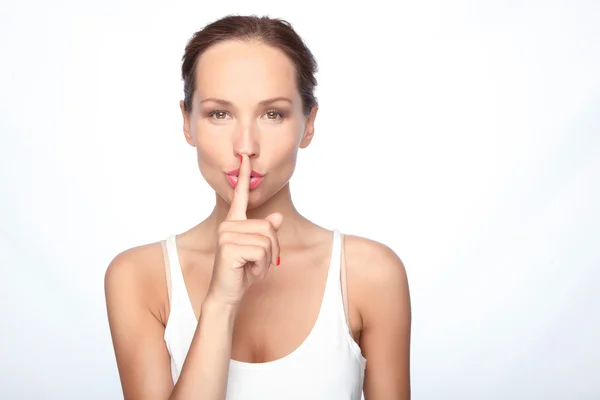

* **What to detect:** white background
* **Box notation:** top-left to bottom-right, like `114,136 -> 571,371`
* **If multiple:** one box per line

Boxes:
1,0 -> 599,399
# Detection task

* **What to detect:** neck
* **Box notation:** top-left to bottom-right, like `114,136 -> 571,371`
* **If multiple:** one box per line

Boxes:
204,183 -> 310,247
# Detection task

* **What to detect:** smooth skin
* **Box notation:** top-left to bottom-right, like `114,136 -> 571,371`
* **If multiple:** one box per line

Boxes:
105,39 -> 411,399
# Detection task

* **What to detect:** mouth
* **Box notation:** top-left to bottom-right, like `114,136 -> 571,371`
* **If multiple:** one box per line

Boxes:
225,168 -> 264,190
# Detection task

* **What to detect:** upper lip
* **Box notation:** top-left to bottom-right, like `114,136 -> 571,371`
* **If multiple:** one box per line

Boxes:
226,168 -> 264,178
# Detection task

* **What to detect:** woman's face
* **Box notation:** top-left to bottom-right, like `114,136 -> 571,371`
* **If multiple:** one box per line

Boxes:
180,39 -> 317,209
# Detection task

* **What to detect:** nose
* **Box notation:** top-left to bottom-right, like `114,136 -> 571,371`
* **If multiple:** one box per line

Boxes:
232,121 -> 259,160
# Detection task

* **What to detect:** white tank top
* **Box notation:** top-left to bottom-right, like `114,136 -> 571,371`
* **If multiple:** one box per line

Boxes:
161,229 -> 366,399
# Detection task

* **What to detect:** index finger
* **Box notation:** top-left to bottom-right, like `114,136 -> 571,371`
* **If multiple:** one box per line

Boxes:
226,154 -> 251,221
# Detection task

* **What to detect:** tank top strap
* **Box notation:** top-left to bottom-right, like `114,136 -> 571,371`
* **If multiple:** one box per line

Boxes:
326,229 -> 342,285
322,229 -> 344,310
164,235 -> 189,309
320,229 -> 364,366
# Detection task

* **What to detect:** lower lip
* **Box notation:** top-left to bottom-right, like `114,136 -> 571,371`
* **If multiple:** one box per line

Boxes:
227,175 -> 264,190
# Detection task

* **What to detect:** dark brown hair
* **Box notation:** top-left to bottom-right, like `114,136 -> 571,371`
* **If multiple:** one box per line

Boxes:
181,15 -> 318,116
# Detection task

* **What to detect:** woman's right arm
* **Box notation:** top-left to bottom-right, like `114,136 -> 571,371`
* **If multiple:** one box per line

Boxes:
105,249 -> 175,399
105,251 -> 238,400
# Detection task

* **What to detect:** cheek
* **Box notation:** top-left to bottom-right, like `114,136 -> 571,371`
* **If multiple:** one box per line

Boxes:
193,133 -> 228,182
266,143 -> 300,185
265,119 -> 305,155
263,135 -> 298,165
192,120 -> 227,159
196,139 -> 222,162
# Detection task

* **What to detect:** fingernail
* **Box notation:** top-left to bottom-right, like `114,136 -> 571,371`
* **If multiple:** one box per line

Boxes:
277,256 -> 281,266
239,155 -> 243,164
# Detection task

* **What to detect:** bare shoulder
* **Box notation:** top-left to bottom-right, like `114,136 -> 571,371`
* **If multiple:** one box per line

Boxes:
343,233 -> 411,331
104,241 -> 169,324
104,241 -> 175,398
343,234 -> 409,295
343,234 -> 411,398
104,241 -> 165,293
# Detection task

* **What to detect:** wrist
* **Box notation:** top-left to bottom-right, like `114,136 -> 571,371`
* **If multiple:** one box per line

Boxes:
201,294 -> 239,323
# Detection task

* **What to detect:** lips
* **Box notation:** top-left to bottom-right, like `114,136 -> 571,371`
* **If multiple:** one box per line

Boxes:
225,168 -> 264,190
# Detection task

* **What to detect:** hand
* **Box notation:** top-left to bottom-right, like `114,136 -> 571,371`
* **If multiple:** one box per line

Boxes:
206,154 -> 283,308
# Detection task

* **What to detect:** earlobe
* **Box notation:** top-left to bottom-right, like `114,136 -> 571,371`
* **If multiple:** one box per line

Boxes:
180,100 -> 195,147
299,105 -> 318,149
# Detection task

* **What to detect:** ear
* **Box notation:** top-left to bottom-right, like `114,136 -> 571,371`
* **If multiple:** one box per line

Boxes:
299,105 -> 318,149
180,100 -> 195,147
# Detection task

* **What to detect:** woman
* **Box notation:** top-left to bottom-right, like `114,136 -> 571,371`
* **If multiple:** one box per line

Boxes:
105,14 -> 411,400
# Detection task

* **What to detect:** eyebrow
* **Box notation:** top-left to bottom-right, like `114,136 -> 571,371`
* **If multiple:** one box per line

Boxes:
199,96 -> 293,107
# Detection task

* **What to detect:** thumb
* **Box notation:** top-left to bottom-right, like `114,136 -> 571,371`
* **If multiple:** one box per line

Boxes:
265,212 -> 283,231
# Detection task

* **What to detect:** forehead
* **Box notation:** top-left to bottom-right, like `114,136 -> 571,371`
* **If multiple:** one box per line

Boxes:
194,40 -> 299,103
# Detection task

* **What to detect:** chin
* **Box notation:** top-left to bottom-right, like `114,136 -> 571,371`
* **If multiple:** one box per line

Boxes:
244,188 -> 271,210
212,184 -> 268,210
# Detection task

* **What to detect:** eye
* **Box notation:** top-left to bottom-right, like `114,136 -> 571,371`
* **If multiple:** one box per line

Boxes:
263,110 -> 285,120
207,110 -> 231,120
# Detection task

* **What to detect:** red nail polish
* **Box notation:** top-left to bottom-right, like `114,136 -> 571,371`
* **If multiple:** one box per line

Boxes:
239,155 -> 243,164
277,256 -> 281,266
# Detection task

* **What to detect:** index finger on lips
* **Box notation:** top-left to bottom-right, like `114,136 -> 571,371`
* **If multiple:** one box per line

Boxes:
226,154 -> 251,221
